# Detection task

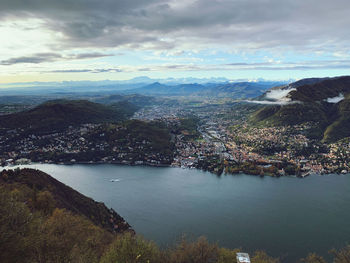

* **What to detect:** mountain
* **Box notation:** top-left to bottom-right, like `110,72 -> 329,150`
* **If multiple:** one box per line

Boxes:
0,168 -> 131,233
289,76 -> 350,102
287,77 -> 329,89
93,94 -> 177,108
0,77 -> 229,96
0,99 -> 138,133
208,81 -> 282,98
126,81 -> 285,98
250,76 -> 350,142
126,82 -> 208,95
109,101 -> 140,116
323,98 -> 350,142
0,168 -> 132,262
0,78 -> 286,98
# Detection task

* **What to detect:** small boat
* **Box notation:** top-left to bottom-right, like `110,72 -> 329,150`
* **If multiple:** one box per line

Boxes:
300,171 -> 311,178
110,179 -> 120,182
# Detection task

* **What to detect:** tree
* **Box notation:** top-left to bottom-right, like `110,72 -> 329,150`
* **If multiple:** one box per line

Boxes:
31,208 -> 111,263
250,250 -> 279,263
34,191 -> 55,215
0,188 -> 33,263
100,232 -> 161,263
301,253 -> 327,263
168,236 -> 219,263
217,247 -> 241,263
330,245 -> 350,263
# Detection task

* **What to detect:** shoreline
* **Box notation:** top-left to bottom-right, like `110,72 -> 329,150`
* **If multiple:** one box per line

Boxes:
2,159 -> 348,178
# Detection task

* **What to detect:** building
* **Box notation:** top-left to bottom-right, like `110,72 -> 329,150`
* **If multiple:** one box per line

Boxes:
236,253 -> 251,263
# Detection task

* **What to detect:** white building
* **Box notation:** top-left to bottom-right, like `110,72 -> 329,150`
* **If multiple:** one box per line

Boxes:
236,253 -> 251,263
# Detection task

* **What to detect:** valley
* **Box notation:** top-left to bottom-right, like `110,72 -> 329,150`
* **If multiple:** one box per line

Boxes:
1,77 -> 350,176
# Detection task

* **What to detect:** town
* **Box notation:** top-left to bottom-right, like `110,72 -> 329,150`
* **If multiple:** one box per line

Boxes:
1,102 -> 349,177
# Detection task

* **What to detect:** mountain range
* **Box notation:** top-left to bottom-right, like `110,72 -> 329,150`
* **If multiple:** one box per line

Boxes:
124,81 -> 285,98
0,78 -> 287,98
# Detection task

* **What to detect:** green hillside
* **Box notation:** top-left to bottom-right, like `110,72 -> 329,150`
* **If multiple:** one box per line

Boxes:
289,76 -> 350,102
0,168 -> 130,233
250,76 -> 350,142
323,98 -> 350,142
251,103 -> 330,126
0,99 -> 138,133
109,100 -> 140,118
86,120 -> 175,160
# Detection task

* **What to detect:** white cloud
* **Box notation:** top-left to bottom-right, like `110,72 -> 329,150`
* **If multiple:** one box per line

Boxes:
0,0 -> 350,80
0,0 -> 350,54
326,93 -> 345,103
0,19 -> 58,59
265,88 -> 296,101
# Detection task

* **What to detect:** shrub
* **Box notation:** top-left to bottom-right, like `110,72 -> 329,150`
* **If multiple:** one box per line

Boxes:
100,232 -> 161,263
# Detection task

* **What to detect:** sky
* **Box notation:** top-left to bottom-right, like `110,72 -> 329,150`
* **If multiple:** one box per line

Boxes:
0,0 -> 350,83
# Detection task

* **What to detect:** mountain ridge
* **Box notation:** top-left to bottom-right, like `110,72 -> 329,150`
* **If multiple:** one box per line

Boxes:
0,168 -> 131,233
250,76 -> 350,142
0,99 -> 138,134
126,81 -> 286,98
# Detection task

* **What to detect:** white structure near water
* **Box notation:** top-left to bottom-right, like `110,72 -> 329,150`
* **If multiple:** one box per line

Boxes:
236,252 -> 251,263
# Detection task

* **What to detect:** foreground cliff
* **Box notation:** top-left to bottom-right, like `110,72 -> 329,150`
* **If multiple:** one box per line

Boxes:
0,168 -> 131,233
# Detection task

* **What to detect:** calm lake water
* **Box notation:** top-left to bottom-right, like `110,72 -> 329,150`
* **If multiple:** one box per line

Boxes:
5,164 -> 350,262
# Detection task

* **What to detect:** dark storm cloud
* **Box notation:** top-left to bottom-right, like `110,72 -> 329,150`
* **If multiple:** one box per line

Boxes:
0,52 -> 112,65
1,0 -> 349,52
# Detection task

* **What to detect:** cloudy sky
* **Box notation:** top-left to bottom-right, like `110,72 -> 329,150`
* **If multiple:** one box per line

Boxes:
1,0 -> 350,83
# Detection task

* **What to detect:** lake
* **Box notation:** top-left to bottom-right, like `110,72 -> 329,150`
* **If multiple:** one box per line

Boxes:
4,164 -> 350,262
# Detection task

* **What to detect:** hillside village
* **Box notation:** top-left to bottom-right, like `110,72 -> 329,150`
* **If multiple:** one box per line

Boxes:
0,121 -> 173,167
1,100 -> 349,177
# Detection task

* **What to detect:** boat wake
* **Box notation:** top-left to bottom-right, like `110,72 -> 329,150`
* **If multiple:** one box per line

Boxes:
110,179 -> 120,182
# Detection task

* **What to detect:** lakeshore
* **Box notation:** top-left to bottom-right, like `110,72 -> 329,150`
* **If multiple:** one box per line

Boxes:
2,103 -> 349,178
2,157 -> 344,178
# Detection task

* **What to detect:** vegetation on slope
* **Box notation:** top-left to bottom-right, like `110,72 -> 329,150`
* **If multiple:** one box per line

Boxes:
175,116 -> 201,140
109,100 -> 140,118
251,103 -> 329,126
18,119 -> 175,165
0,99 -> 138,133
250,76 -> 350,142
0,168 -> 130,232
1,168 -> 349,263
94,94 -> 169,108
289,76 -> 350,102
81,120 -> 175,163
323,98 -> 350,142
